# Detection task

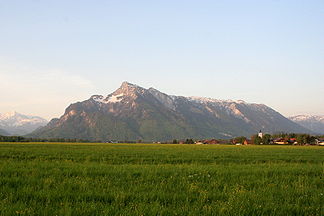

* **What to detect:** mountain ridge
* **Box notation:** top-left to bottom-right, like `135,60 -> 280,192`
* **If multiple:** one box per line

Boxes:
0,111 -> 48,135
289,115 -> 324,134
29,82 -> 312,141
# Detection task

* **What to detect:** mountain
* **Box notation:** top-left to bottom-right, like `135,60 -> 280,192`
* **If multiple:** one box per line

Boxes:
289,115 -> 324,134
0,128 -> 10,136
0,111 -> 48,135
30,82 -> 311,141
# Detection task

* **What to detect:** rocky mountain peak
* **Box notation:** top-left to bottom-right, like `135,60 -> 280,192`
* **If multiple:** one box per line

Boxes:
120,81 -> 137,89
91,82 -> 147,104
117,81 -> 140,91
112,81 -> 146,99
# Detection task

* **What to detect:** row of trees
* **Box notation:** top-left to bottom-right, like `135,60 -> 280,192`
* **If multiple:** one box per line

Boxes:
272,133 -> 319,145
172,139 -> 195,144
234,133 -> 323,145
0,136 -> 92,143
1,133 -> 323,144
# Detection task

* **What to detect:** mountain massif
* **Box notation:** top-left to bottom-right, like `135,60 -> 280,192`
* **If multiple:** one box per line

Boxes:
30,82 -> 311,141
0,111 -> 48,135
289,115 -> 324,134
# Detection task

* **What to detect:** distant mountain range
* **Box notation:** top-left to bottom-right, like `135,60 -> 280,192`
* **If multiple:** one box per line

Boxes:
0,111 -> 48,135
0,128 -> 10,136
29,82 -> 311,141
289,115 -> 324,134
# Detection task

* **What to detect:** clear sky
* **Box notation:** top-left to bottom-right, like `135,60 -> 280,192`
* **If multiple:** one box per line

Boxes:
0,0 -> 323,120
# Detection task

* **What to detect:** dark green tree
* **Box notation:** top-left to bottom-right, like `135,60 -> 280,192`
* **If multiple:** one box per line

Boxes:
234,136 -> 247,144
262,134 -> 272,145
251,134 -> 262,145
185,139 -> 194,144
172,139 -> 178,144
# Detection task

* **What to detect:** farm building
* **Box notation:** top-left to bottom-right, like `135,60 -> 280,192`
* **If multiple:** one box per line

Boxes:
273,138 -> 289,145
243,139 -> 252,145
195,139 -> 219,144
316,139 -> 324,146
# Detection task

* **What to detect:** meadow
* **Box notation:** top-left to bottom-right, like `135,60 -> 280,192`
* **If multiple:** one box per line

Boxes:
0,143 -> 323,215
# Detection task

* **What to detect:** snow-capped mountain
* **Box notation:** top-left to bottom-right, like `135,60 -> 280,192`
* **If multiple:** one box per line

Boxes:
289,115 -> 324,134
30,82 -> 311,141
0,111 -> 48,135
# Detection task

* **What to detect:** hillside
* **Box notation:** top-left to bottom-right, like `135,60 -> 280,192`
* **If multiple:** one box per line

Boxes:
289,115 -> 324,134
30,82 -> 311,141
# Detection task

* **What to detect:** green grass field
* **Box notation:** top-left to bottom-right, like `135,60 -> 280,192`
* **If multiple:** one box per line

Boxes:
0,143 -> 323,215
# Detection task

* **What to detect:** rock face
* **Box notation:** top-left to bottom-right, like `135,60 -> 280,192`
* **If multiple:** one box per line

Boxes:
0,111 -> 48,135
30,82 -> 311,141
289,115 -> 324,134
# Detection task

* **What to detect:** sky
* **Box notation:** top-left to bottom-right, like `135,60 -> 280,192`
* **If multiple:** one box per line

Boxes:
0,0 -> 323,120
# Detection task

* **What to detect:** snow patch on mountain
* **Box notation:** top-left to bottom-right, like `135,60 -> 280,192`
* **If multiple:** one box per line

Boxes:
188,96 -> 221,104
0,111 -> 48,135
289,115 -> 324,122
107,93 -> 124,103
92,93 -> 124,104
188,96 -> 247,105
91,95 -> 104,103
187,96 -> 251,122
289,115 -> 324,134
0,112 -> 47,127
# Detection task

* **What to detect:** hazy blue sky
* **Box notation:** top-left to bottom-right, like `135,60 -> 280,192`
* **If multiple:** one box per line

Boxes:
0,0 -> 323,120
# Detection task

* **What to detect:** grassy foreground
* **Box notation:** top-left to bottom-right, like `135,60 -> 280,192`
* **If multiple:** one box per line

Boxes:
0,143 -> 323,215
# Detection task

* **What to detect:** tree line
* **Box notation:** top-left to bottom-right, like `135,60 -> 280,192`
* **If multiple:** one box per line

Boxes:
0,133 -> 323,144
0,136 -> 92,143
234,133 -> 324,145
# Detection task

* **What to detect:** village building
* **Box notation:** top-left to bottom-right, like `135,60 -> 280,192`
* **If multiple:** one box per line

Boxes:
258,130 -> 263,138
289,138 -> 297,145
273,138 -> 289,145
243,139 -> 252,145
195,139 -> 219,144
316,139 -> 324,146
203,139 -> 219,144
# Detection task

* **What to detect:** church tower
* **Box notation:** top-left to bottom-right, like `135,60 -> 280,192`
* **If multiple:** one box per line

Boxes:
258,130 -> 263,138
